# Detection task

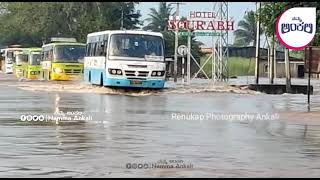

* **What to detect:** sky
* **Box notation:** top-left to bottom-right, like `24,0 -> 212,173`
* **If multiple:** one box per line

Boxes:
136,2 -> 267,47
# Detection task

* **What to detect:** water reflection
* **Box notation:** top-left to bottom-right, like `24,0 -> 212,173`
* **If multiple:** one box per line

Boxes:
2,74 -> 320,177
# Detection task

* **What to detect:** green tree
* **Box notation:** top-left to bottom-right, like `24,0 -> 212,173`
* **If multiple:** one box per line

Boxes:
259,2 -> 320,46
143,2 -> 173,31
233,10 -> 264,47
0,2 -> 142,47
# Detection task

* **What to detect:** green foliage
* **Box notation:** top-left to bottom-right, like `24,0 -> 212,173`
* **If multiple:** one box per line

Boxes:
259,2 -> 287,38
259,2 -> 320,46
290,50 -> 304,59
0,2 -> 141,47
143,2 -> 173,32
233,10 -> 264,47
201,56 -> 255,78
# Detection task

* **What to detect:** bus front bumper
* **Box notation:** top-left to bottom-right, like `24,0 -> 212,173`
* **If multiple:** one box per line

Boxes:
27,74 -> 40,80
51,73 -> 82,81
104,78 -> 165,89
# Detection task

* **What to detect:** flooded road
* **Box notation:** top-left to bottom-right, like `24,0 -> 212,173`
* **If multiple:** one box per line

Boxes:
1,73 -> 320,177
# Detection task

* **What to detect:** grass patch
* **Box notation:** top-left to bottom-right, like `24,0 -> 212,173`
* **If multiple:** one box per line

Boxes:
200,55 -> 256,78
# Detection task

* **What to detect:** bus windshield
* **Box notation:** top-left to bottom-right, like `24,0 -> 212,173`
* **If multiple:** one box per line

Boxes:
16,54 -> 28,65
6,51 -> 14,63
109,34 -> 164,60
30,53 -> 41,65
54,45 -> 85,63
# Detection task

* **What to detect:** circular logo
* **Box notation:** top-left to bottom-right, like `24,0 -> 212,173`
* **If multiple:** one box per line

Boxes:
276,7 -> 316,50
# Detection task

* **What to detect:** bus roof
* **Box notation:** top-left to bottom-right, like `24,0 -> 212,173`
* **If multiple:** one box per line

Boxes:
1,47 -> 24,51
22,48 -> 42,54
42,42 -> 86,48
87,30 -> 163,38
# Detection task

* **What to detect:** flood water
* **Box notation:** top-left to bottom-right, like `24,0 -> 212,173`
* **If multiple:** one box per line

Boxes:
1,74 -> 320,177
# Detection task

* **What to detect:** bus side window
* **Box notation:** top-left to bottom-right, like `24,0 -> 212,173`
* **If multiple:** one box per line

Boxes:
95,42 -> 102,56
41,52 -> 44,61
43,51 -> 48,61
98,41 -> 106,56
102,39 -> 108,56
90,43 -> 96,57
48,50 -> 53,61
86,43 -> 91,57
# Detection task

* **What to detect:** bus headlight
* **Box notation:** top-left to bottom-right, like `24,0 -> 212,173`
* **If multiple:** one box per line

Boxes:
152,71 -> 157,76
151,71 -> 165,77
53,68 -> 63,74
108,68 -> 122,75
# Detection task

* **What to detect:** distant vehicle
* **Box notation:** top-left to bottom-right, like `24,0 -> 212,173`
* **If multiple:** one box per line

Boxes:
40,38 -> 86,81
13,50 -> 29,78
84,30 -> 166,89
0,46 -> 23,74
14,48 -> 42,80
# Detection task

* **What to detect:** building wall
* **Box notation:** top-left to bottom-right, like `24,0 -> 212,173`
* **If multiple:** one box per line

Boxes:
259,60 -> 305,78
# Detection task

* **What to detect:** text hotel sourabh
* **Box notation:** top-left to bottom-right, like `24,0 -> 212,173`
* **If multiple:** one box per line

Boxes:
168,11 -> 235,31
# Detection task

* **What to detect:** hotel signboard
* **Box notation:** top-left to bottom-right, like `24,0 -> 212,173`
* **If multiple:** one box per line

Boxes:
168,11 -> 235,36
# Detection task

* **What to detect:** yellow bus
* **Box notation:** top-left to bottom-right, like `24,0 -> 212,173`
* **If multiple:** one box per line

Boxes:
18,48 -> 42,80
40,38 -> 86,81
13,50 -> 28,78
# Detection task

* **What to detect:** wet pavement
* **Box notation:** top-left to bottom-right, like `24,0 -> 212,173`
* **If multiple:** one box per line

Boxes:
1,73 -> 320,177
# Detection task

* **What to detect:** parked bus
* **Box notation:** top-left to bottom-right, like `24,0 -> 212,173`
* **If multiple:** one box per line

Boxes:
40,38 -> 86,81
84,30 -> 166,89
0,46 -> 23,74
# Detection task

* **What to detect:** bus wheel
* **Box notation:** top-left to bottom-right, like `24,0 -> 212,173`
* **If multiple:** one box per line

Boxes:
100,73 -> 103,86
48,72 -> 51,81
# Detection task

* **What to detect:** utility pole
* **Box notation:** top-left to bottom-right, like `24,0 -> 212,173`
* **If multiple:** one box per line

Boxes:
269,2 -> 275,84
255,2 -> 261,85
269,34 -> 275,84
174,2 -> 179,82
170,2 -> 185,82
284,48 -> 291,93
187,29 -> 191,85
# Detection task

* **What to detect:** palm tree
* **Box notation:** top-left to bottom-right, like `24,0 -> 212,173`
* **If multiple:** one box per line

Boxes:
143,2 -> 173,31
233,10 -> 264,47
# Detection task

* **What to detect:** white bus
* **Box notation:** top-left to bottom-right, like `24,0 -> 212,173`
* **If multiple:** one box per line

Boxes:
1,47 -> 23,74
84,30 -> 166,89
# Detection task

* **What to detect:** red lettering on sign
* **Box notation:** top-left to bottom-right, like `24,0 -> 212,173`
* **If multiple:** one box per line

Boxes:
207,21 -> 215,30
188,20 -> 195,30
178,21 -> 185,29
217,21 -> 225,30
168,20 -> 176,30
226,21 -> 234,30
196,21 -> 205,30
